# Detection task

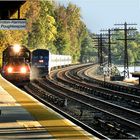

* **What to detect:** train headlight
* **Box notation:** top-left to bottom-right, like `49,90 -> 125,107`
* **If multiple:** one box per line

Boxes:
7,67 -> 13,73
13,44 -> 21,53
20,67 -> 27,74
39,60 -> 44,63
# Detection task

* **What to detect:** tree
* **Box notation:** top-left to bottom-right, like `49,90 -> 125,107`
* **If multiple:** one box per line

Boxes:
54,3 -> 88,62
80,34 -> 97,63
28,1 -> 57,52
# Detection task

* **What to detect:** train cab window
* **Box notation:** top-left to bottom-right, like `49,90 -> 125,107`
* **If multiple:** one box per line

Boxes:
33,56 -> 38,59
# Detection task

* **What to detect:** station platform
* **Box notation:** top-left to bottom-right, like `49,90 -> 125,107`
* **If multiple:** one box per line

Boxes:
0,75 -> 97,139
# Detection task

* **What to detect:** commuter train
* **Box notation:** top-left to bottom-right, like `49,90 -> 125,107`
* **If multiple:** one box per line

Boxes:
1,44 -> 31,84
31,49 -> 72,77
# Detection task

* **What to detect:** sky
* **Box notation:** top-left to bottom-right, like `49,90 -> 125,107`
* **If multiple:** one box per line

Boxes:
56,0 -> 140,33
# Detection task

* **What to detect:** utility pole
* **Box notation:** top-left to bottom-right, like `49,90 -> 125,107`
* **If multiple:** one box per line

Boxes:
93,34 -> 107,66
101,29 -> 116,68
108,29 -> 112,67
114,22 -> 137,78
97,36 -> 100,64
99,34 -> 103,65
94,36 -> 100,64
92,35 -> 100,65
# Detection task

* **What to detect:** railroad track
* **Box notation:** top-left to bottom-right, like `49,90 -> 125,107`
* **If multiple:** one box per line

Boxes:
77,64 -> 140,96
52,64 -> 140,138
45,75 -> 140,125
58,65 -> 140,109
24,77 -> 139,139
24,63 -> 140,139
25,78 -> 139,139
24,81 -> 109,140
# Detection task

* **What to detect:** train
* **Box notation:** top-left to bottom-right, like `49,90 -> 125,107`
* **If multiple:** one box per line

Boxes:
31,49 -> 72,77
1,46 -> 71,83
1,44 -> 31,85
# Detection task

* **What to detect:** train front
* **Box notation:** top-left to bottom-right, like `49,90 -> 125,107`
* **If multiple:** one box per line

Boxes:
2,44 -> 31,85
31,49 -> 49,78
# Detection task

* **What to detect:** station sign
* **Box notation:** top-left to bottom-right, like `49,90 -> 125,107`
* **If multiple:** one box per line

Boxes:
0,19 -> 26,30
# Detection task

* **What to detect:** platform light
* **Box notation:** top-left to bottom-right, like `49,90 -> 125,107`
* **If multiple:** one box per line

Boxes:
7,67 -> 13,73
20,67 -> 27,74
13,44 -> 21,53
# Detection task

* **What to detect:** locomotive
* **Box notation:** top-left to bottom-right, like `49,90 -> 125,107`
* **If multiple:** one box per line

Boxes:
31,49 -> 72,77
1,44 -> 31,84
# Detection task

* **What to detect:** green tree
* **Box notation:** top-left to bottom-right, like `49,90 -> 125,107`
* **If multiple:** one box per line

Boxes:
54,3 -> 88,62
80,33 -> 97,63
28,1 -> 57,51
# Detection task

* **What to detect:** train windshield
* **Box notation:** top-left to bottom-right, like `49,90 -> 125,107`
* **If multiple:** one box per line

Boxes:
33,56 -> 48,59
32,50 -> 49,60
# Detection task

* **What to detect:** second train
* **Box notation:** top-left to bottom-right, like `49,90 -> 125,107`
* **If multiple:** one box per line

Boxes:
31,49 -> 72,77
